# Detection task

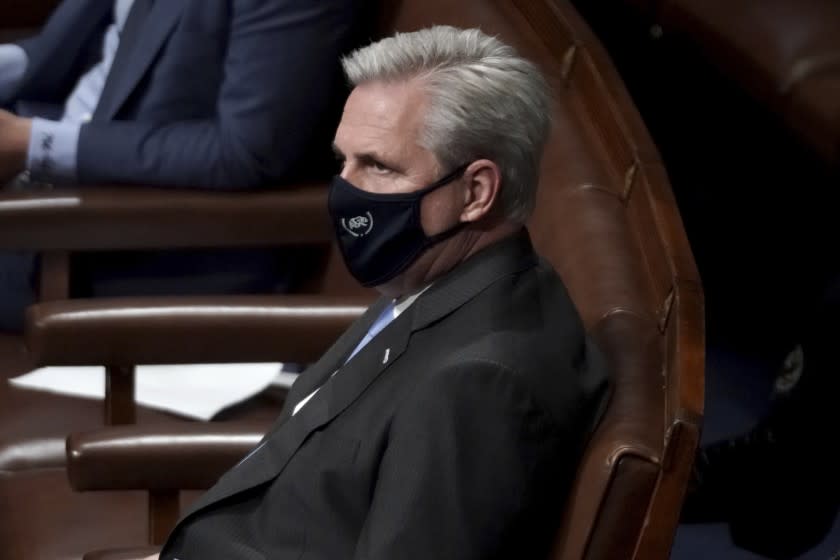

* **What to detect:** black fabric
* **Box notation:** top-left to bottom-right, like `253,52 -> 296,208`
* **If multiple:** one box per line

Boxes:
160,231 -> 612,560
727,281 -> 840,558
683,277 -> 840,558
327,165 -> 467,287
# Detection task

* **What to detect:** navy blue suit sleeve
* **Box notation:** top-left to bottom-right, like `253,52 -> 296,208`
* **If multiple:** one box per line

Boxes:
15,0 -> 111,104
77,0 -> 356,188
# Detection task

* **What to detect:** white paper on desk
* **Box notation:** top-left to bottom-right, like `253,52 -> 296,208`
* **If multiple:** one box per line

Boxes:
9,363 -> 286,421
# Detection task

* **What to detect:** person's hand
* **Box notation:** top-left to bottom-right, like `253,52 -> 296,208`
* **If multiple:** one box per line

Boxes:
0,109 -> 31,184
141,555 -> 159,560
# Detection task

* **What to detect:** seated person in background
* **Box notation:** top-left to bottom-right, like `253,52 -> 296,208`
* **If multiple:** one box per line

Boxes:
146,26 -> 611,560
683,277 -> 839,558
0,0 -> 362,331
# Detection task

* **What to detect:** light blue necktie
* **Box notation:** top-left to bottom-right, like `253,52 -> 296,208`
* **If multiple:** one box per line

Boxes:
238,301 -> 398,465
344,301 -> 396,364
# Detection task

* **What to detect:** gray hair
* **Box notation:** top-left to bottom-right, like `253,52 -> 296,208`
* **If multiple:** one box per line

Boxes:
342,26 -> 552,223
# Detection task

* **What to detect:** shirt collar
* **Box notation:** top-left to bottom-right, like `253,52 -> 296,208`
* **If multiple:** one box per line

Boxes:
393,284 -> 433,318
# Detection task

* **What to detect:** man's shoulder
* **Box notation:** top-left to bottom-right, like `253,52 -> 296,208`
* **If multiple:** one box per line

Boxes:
413,260 -> 609,428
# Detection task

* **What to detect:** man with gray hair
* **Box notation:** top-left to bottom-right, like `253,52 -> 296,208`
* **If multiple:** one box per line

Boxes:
151,26 -> 610,560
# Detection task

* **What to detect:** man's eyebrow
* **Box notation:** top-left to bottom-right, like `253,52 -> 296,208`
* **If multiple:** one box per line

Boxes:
358,152 -> 405,173
333,145 -> 406,174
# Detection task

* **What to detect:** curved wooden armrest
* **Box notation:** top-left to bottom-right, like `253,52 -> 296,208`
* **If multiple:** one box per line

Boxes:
67,422 -> 269,492
25,295 -> 372,366
83,547 -> 161,560
0,184 -> 330,250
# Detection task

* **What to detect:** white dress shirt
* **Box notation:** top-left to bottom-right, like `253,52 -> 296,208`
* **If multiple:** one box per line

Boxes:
0,45 -> 27,101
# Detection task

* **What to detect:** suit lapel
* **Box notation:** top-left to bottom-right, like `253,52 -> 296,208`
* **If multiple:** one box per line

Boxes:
326,312 -> 411,419
175,298 -> 392,524
277,298 -> 390,423
173,232 -> 539,531
182,318 -> 413,520
182,376 -> 334,518
410,232 -> 539,333
94,0 -> 185,121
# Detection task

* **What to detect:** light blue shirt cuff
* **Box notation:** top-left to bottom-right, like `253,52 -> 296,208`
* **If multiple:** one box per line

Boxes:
0,44 -> 27,102
27,118 -> 81,183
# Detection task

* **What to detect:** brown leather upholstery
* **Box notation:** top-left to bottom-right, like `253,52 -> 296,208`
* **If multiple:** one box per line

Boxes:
25,296 -> 371,367
454,1 -> 704,557
0,188 -> 365,556
0,22 -> 367,558
5,299 -> 317,474
3,469 -> 148,560
1,0 -> 704,558
67,424 -> 266,492
0,6 -> 366,560
0,182 -> 359,418
641,0 -> 840,165
1,467 -> 196,560
0,334 -> 30,380
0,185 -> 347,455
0,185 -> 332,252
84,549 -> 160,560
65,424 -> 264,558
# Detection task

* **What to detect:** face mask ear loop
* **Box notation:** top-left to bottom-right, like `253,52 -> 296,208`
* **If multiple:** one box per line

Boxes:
418,162 -> 471,196
416,162 -> 471,244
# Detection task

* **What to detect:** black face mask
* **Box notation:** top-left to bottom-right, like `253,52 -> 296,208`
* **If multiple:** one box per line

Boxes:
327,164 -> 469,287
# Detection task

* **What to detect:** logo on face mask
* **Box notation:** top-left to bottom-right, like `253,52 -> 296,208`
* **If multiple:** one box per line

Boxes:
341,212 -> 374,237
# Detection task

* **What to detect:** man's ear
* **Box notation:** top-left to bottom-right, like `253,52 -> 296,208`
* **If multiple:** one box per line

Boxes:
461,159 -> 501,223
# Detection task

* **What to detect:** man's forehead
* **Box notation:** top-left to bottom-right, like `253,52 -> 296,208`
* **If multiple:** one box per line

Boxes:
338,80 -> 427,139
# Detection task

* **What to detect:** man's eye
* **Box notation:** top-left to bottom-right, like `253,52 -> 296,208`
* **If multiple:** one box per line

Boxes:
371,161 -> 390,173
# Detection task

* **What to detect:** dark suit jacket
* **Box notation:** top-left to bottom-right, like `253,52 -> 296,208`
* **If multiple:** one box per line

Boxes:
161,231 -> 611,560
10,0 -> 360,188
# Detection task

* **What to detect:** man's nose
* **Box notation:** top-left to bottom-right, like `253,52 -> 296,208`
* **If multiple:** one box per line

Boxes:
340,163 -> 360,184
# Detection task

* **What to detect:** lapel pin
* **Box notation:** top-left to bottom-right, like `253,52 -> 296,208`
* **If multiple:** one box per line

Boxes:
383,348 -> 391,364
